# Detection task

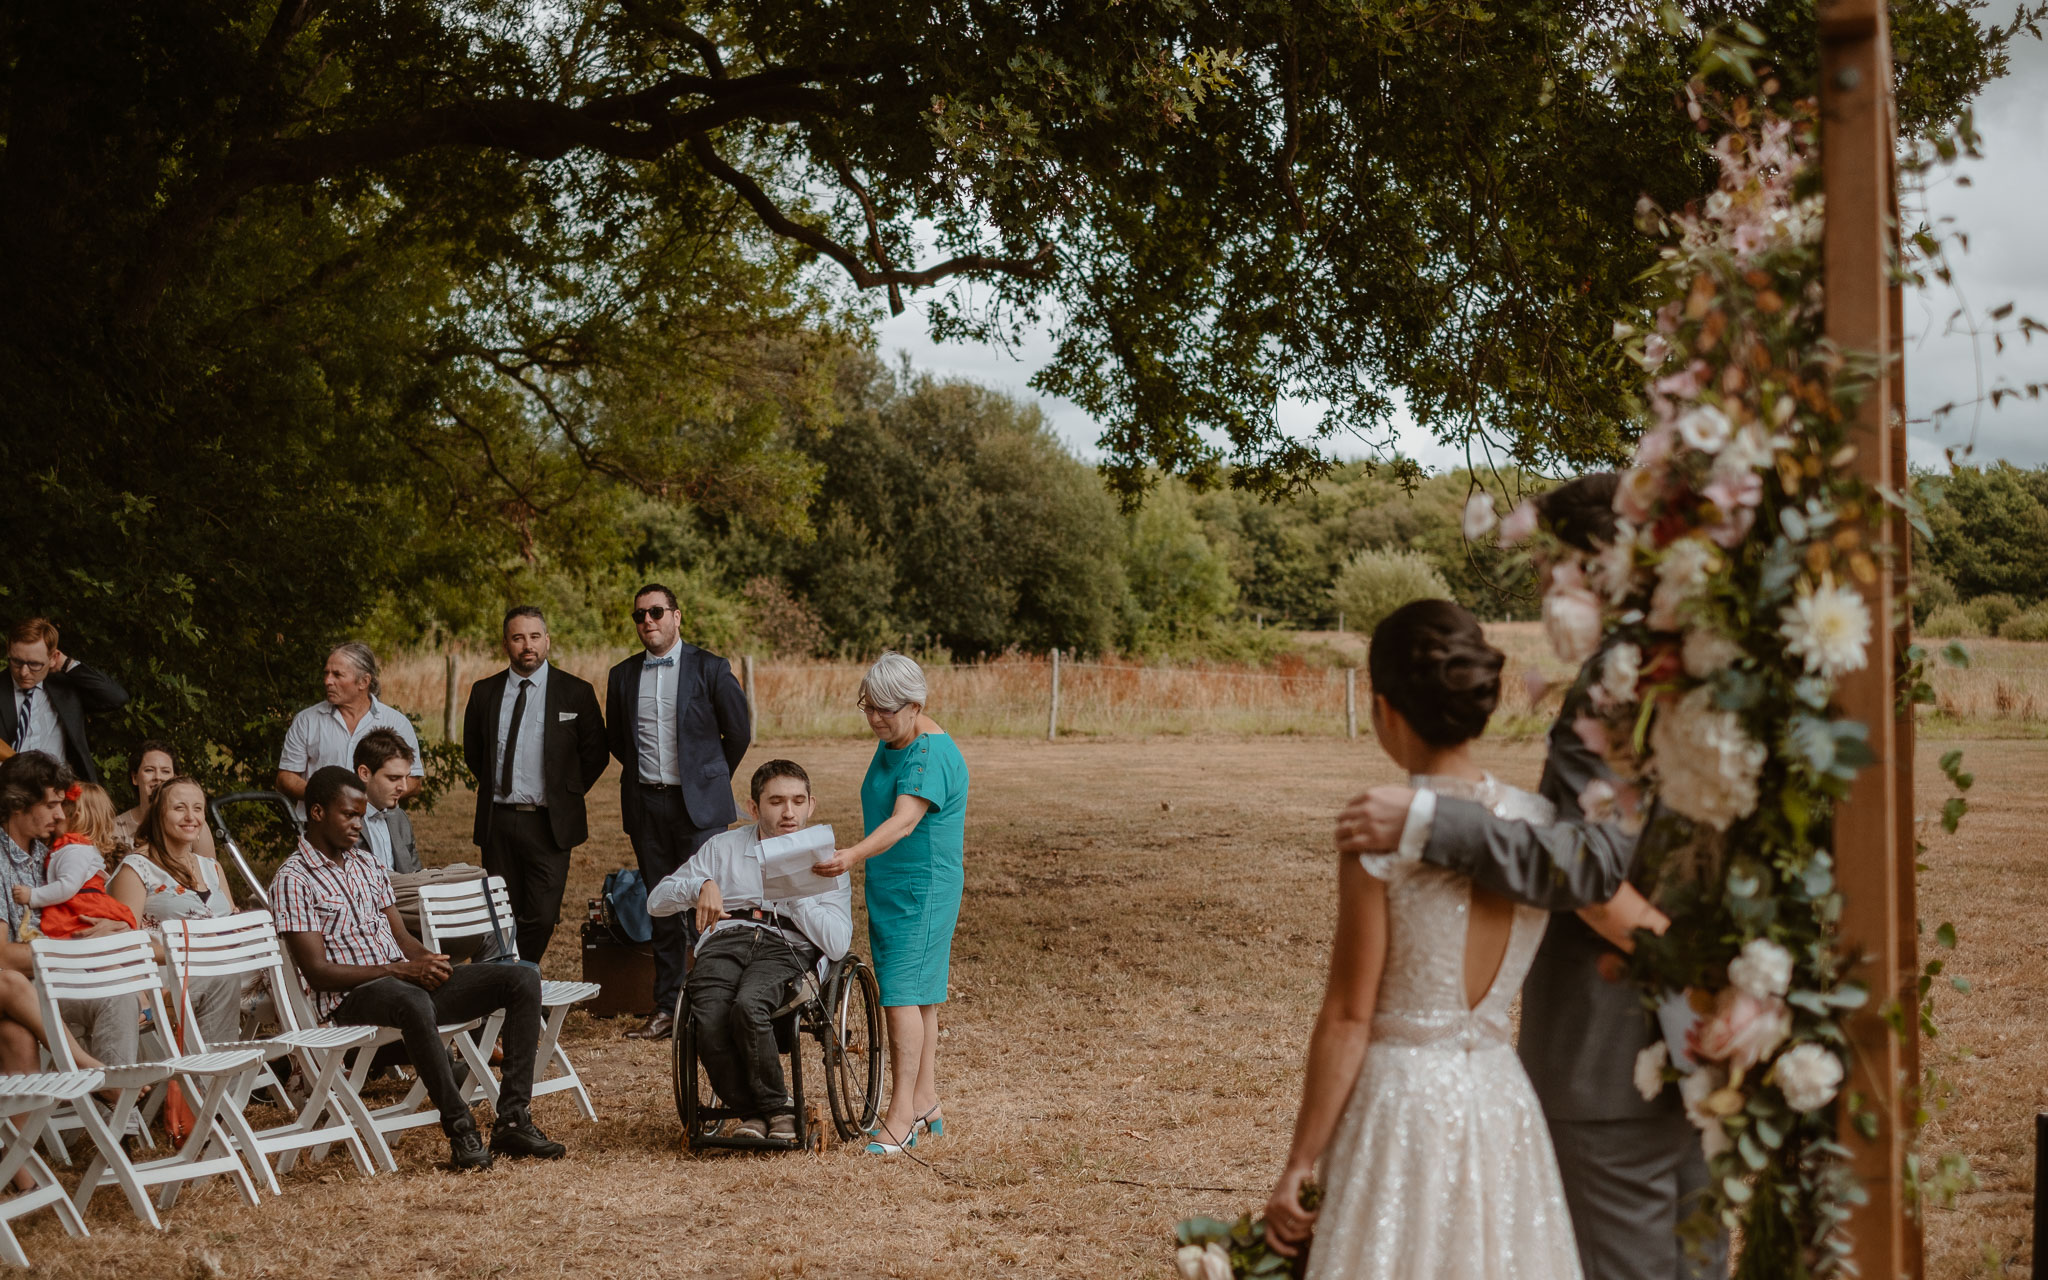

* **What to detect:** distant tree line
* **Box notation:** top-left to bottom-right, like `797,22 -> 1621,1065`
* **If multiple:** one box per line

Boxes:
363,355 -> 1544,661
1917,464 -> 2048,640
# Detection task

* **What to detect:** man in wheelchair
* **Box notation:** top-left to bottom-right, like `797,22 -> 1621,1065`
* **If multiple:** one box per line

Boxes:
646,759 -> 850,1144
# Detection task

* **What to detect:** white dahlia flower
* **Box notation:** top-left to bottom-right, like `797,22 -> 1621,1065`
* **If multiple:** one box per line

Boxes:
1634,1041 -> 1670,1102
1780,574 -> 1871,680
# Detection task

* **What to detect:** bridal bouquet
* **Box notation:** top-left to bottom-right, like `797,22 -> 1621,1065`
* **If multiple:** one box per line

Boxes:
1172,1183 -> 1320,1279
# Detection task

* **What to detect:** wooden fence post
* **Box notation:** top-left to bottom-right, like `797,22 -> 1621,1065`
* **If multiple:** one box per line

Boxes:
743,654 -> 758,744
1345,668 -> 1358,740
1047,648 -> 1061,741
443,653 -> 459,744
1819,0 -> 1917,1271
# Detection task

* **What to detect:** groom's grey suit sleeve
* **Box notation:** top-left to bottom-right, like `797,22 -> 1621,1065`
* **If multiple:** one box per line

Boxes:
1419,679 -> 1634,910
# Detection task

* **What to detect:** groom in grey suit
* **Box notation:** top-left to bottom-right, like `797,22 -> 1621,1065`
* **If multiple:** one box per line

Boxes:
1338,475 -> 1727,1280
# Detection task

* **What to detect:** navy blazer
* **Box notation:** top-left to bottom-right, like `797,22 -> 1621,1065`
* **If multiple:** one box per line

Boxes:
604,644 -> 750,836
1,661 -> 128,784
463,665 -> 610,850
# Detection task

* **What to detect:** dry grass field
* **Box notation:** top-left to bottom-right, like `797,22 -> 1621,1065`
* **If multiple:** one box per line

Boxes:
12,732 -> 2042,1278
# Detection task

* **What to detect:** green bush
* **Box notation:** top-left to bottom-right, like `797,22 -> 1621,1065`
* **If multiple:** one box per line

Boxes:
1920,605 -> 1983,639
1968,593 -> 2021,634
1912,568 -> 1957,625
1999,607 -> 2048,642
1331,547 -> 1454,635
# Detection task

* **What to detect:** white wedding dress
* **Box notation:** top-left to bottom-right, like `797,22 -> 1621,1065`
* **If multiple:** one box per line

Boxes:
1306,775 -> 1583,1280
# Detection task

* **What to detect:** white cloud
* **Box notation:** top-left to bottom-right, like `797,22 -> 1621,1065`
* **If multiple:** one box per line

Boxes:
1906,39 -> 2048,471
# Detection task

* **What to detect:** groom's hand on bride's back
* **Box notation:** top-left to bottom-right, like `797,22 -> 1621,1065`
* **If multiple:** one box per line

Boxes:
1334,786 -> 1416,856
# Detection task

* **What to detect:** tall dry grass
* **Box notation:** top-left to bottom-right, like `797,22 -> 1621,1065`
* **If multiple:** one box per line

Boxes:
378,623 -> 2048,743
379,623 -> 1580,742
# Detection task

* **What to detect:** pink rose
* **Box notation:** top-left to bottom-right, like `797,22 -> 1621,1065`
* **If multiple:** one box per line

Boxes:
1498,500 -> 1540,546
1690,987 -> 1791,1074
1572,714 -> 1611,757
1542,564 -> 1604,665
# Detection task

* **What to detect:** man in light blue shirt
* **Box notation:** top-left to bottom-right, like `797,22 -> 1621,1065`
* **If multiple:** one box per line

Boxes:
649,759 -> 849,1143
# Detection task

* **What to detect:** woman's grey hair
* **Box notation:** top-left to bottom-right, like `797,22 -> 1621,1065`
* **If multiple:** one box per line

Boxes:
860,652 -> 928,711
330,641 -> 382,698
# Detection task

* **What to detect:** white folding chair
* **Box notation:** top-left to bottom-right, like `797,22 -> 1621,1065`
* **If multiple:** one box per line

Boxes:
273,947 -> 486,1156
415,877 -> 601,1120
0,1070 -> 100,1265
29,933 -> 266,1226
158,913 -> 395,1185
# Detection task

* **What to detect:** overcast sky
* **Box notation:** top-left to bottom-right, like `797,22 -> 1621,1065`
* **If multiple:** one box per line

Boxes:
876,42 -> 2048,476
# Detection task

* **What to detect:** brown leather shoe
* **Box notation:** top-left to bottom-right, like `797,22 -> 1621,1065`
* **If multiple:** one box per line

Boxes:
624,1010 -> 674,1040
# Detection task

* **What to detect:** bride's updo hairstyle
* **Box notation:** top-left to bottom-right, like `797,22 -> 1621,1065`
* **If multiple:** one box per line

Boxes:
1367,599 -> 1507,747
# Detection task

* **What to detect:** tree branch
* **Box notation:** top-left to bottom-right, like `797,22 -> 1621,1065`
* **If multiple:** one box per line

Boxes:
688,134 -> 1055,292
614,0 -> 726,78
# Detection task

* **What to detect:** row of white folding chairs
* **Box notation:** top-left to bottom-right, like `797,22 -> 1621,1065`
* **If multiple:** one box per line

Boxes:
1,888 -> 597,1264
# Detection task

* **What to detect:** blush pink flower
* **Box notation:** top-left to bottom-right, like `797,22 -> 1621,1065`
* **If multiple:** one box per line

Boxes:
1498,500 -> 1540,546
1691,986 -> 1792,1074
1542,562 -> 1604,665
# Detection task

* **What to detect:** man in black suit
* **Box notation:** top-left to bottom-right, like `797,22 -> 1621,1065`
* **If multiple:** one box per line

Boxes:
4,617 -> 128,784
606,582 -> 751,1039
462,606 -> 609,964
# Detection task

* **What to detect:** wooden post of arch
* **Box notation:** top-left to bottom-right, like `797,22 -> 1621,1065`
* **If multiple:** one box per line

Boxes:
1819,0 -> 1920,1273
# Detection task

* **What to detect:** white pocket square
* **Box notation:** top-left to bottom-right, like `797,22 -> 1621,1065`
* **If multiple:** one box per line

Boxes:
557,712 -> 577,721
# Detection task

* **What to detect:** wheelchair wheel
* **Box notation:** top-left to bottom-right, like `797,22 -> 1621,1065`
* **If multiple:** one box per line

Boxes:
670,989 -> 721,1141
822,956 -> 885,1142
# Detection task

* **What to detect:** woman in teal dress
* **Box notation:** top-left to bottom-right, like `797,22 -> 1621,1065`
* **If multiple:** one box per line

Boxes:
810,653 -> 968,1155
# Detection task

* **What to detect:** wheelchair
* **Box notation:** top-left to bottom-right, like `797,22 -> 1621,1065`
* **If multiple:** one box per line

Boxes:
671,946 -> 884,1151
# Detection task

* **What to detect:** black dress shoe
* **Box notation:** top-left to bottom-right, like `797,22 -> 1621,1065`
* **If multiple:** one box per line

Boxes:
446,1114 -> 495,1172
624,1010 -> 674,1040
491,1112 -> 567,1160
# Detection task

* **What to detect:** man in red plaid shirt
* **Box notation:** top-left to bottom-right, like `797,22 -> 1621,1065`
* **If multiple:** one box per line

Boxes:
272,766 -> 565,1171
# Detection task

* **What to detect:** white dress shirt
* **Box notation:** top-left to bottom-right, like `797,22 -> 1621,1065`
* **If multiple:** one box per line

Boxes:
278,695 -> 423,815
646,825 -> 852,960
361,806 -> 397,872
494,662 -> 550,805
634,645 -> 682,785
12,681 -> 64,758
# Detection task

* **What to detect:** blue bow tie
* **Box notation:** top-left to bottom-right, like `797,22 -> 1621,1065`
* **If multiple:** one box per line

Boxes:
644,655 -> 676,668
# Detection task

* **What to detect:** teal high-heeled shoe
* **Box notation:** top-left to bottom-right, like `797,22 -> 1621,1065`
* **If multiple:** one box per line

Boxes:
917,1108 -> 945,1139
863,1130 -> 917,1155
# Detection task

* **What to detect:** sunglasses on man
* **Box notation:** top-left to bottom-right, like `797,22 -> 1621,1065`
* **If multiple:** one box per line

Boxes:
631,606 -> 672,624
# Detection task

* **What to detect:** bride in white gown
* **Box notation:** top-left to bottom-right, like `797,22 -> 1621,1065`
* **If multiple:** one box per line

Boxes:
1264,600 -> 1660,1279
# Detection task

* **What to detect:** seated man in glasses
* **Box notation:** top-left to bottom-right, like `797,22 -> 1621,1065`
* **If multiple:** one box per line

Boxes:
647,758 -> 851,1143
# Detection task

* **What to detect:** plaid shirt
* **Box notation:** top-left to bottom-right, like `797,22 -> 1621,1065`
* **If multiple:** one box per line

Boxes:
269,839 -> 405,1020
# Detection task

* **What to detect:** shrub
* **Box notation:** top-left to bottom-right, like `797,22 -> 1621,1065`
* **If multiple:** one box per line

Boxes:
1967,593 -> 2021,634
1912,568 -> 1957,625
2000,607 -> 2048,642
1331,547 -> 1454,635
1920,605 -> 1983,639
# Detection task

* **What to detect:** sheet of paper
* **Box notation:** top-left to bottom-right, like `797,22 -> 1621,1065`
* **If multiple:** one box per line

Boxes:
758,824 -> 839,901
1657,990 -> 1702,1072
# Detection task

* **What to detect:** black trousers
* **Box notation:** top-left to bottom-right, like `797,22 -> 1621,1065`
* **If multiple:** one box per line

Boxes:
481,805 -> 571,963
628,788 -> 722,1012
686,926 -> 818,1118
332,964 -> 544,1130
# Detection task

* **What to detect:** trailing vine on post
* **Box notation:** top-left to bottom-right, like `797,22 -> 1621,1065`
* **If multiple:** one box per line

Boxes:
1474,32 -> 1976,1276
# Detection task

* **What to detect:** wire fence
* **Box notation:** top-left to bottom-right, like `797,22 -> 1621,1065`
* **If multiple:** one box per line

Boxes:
378,627 -> 2048,745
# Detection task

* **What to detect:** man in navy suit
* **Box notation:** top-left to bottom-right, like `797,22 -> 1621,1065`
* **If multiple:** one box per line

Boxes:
605,584 -> 750,1039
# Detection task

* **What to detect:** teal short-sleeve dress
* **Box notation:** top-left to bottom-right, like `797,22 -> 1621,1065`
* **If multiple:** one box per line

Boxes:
860,731 -> 969,1008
